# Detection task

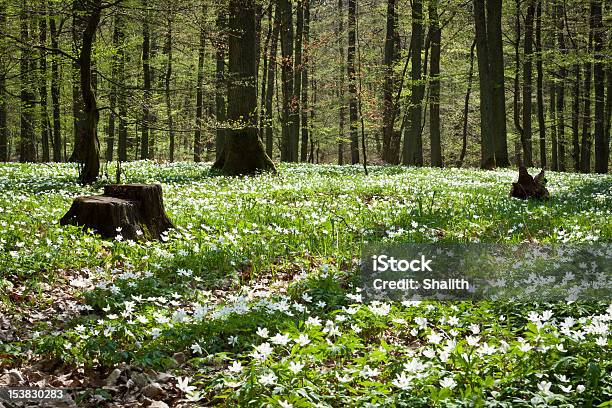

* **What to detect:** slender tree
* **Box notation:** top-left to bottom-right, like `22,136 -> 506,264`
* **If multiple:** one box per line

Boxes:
19,0 -> 36,162
522,0 -> 534,166
141,0 -> 151,160
381,0 -> 400,163
0,0 -> 8,161
294,0 -> 304,161
535,0 -> 546,168
116,13 -> 128,162
165,5 -> 175,162
278,0 -> 296,162
347,0 -> 359,164
106,15 -> 121,162
337,0 -> 345,164
459,39 -> 477,168
264,7 -> 278,157
592,0 -> 606,173
212,0 -> 275,174
39,0 -> 50,162
581,14 -> 593,173
555,0 -> 566,171
429,0 -> 442,167
215,10 -> 227,161
300,0 -> 310,162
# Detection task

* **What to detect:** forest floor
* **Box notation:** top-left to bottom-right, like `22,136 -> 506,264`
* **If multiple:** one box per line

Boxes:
0,162 -> 610,407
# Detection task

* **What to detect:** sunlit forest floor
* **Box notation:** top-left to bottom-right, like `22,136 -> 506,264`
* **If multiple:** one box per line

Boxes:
0,162 -> 610,407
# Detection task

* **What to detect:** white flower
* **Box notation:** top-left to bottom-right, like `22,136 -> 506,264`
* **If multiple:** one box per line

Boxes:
258,371 -> 277,385
191,342 -> 202,355
466,336 -> 480,346
422,348 -> 436,358
302,293 -> 312,303
288,361 -> 305,374
414,317 -> 428,329
256,327 -> 269,338
279,401 -> 293,408
305,316 -> 322,327
392,371 -> 412,390
270,333 -> 291,346
440,377 -> 456,389
228,360 -> 243,373
251,342 -> 274,361
228,335 -> 238,346
576,384 -> 585,393
427,332 -> 443,345
294,334 -> 310,346
537,381 -> 552,394
359,365 -> 380,378
469,324 -> 480,334
176,377 -> 196,394
150,328 -> 162,339
541,310 -> 553,321
595,336 -> 607,346
559,384 -> 573,393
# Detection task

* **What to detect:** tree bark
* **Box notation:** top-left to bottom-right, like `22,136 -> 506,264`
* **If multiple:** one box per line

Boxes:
555,0 -> 566,171
39,0 -> 50,162
300,0 -> 310,162
571,63 -> 581,171
294,0 -> 304,161
106,15 -> 122,162
69,0 -> 86,163
215,11 -> 226,161
592,0 -> 606,173
278,0 -> 295,162
381,0 -> 400,164
212,0 -> 276,175
19,0 -> 36,163
403,0 -> 424,166
474,0 -> 494,168
165,11 -> 175,162
347,0 -> 359,164
264,6 -> 279,158
535,0 -> 546,168
0,0 -> 7,161
581,21 -> 593,173
140,0 -> 151,160
459,39 -> 476,168
337,0 -> 345,164
522,0 -> 534,167
429,0 -> 442,167
116,13 -> 128,163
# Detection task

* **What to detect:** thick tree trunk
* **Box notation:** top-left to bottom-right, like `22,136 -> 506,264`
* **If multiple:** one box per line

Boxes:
535,0 -> 546,168
141,0 -> 151,160
78,1 -> 102,185
39,0 -> 50,162
429,0 -> 442,167
300,0 -> 310,162
212,0 -> 276,175
19,0 -> 36,163
521,0 -> 534,167
459,39 -> 476,168
215,12 -> 226,161
294,0 -> 304,161
474,0 -> 494,168
592,0 -> 606,173
69,0 -> 86,163
0,0 -> 7,161
381,0 -> 400,164
403,0 -> 424,166
49,16 -> 62,162
278,0 -> 295,162
347,0 -> 359,164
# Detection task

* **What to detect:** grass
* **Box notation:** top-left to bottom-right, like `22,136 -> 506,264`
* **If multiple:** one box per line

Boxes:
0,161 -> 610,407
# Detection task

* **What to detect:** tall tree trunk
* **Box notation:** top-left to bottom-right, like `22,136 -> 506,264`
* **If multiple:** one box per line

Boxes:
78,0 -> 102,184
571,64 -> 581,171
459,39 -> 476,168
215,11 -> 226,161
212,0 -> 275,175
381,0 -> 399,163
165,11 -> 175,162
337,0 -> 345,164
264,7 -> 279,158
535,0 -> 546,168
106,15 -> 121,162
581,21 -> 593,173
548,0 -> 558,170
555,0 -> 566,171
403,0 -> 424,166
294,0 -> 304,161
141,0 -> 151,160
259,5 -> 273,142
0,0 -> 8,161
522,0 -> 534,166
278,0 -> 295,162
300,0 -> 310,162
592,0 -> 606,173
49,16 -> 62,162
512,0 -> 523,164
19,0 -> 36,162
116,14 -> 128,162
474,0 -> 495,168
347,0 -> 359,164
69,0 -> 86,163
487,0 -> 509,166
429,0 -> 442,167
39,0 -> 50,162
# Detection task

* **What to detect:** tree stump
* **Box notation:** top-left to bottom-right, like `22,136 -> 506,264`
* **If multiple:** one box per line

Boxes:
60,184 -> 174,240
509,166 -> 550,200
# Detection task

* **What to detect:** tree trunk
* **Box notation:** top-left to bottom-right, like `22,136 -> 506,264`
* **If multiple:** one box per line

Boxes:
459,39 -> 476,168
106,15 -> 121,162
571,65 -> 581,171
278,0 -> 295,162
512,0 -> 523,165
300,0 -> 310,162
78,0 -> 102,185
212,0 -> 276,175
39,0 -> 50,162
381,0 -> 400,164
165,11 -> 175,162
581,22 -> 593,173
347,0 -> 359,164
116,14 -> 128,163
429,0 -> 442,167
522,0 -> 534,167
487,0 -> 509,166
474,0 -> 495,168
337,0 -> 346,165
555,0 -> 566,171
294,0 -> 304,161
535,0 -> 546,168
592,0 -> 606,173
0,0 -> 7,161
19,0 -> 36,163
140,0 -> 151,160
215,11 -> 226,161
264,7 -> 279,158
69,0 -> 86,163
403,0 -> 424,166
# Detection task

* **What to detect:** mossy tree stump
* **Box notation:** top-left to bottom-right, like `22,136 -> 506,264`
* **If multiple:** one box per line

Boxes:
60,184 -> 174,240
509,166 -> 550,200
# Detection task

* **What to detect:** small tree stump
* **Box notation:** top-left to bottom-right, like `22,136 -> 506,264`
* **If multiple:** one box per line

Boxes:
60,184 -> 174,240
509,166 -> 550,200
